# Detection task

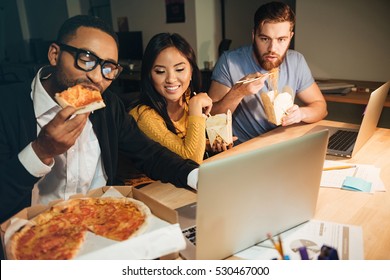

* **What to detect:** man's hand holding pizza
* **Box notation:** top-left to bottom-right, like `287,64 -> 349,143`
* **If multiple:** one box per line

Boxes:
32,106 -> 89,165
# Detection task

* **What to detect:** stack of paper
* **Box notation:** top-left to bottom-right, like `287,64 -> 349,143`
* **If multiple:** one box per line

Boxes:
321,160 -> 385,193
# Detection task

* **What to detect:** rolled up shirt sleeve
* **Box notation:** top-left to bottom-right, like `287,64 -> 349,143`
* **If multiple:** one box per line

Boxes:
18,142 -> 53,177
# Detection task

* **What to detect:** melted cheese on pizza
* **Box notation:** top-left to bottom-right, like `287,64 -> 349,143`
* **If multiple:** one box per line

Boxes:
57,84 -> 103,108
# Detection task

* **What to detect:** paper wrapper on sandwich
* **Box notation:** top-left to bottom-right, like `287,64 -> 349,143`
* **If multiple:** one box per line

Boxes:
206,110 -> 233,146
261,86 -> 294,126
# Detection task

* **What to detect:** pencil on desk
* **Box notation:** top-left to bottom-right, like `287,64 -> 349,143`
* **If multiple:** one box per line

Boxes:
352,166 -> 359,177
278,235 -> 285,259
267,233 -> 283,259
322,165 -> 356,171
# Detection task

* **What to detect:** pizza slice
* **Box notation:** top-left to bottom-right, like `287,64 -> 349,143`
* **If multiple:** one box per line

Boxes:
87,197 -> 150,241
54,84 -> 106,114
50,197 -> 150,241
7,211 -> 88,260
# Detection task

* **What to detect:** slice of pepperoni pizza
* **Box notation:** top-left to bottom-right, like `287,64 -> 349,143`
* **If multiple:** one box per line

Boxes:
52,197 -> 151,241
54,84 -> 106,114
7,211 -> 88,260
86,197 -> 150,241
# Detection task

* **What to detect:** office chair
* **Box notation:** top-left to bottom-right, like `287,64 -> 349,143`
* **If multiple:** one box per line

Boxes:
218,39 -> 232,57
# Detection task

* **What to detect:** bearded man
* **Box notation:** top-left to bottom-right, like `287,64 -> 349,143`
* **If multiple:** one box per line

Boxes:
208,1 -> 327,144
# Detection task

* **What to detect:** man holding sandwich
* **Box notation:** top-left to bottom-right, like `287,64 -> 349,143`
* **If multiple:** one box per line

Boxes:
0,15 -> 199,226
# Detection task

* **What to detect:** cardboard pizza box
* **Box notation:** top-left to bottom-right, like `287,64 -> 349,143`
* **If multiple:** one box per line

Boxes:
0,185 -> 184,260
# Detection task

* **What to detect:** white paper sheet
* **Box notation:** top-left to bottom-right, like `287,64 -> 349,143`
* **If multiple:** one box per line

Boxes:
235,220 -> 364,260
321,160 -> 385,192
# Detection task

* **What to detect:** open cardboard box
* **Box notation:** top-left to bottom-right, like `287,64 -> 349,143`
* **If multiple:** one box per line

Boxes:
261,86 -> 294,126
1,186 -> 184,260
206,109 -> 233,146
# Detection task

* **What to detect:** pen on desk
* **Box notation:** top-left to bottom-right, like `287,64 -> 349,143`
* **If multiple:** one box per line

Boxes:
322,165 -> 356,171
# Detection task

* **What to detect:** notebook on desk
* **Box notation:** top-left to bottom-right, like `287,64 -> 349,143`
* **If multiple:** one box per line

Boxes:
177,130 -> 329,260
312,81 -> 389,158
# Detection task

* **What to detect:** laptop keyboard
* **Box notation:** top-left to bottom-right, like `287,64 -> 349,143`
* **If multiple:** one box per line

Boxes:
182,226 -> 197,245
328,130 -> 358,152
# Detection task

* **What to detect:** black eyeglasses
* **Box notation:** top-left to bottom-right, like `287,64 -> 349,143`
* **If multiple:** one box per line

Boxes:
57,43 -> 123,80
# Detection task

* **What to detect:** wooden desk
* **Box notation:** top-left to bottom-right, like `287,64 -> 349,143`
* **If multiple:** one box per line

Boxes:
139,120 -> 390,259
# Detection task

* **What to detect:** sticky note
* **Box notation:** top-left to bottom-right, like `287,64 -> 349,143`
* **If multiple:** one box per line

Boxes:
341,176 -> 372,192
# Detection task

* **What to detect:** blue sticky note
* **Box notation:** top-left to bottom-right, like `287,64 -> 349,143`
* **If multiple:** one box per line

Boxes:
342,176 -> 372,192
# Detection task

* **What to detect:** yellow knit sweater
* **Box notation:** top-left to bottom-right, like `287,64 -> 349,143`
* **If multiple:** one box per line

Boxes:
130,104 -> 206,164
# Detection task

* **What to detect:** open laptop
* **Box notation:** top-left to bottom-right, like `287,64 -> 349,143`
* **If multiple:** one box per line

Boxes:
316,81 -> 389,158
177,130 -> 329,260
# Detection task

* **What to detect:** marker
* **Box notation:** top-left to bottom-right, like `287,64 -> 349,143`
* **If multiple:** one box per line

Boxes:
298,246 -> 309,260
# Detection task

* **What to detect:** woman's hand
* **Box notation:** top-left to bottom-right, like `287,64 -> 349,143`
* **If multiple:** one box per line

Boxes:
189,92 -> 213,116
206,136 -> 238,154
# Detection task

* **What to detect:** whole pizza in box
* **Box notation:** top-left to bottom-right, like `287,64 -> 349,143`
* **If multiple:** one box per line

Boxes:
7,197 -> 151,260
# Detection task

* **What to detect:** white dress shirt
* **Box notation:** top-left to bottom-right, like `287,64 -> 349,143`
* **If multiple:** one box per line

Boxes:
18,68 -> 107,205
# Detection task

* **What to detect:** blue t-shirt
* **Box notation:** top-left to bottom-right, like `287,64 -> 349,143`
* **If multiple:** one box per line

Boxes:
211,45 -> 314,143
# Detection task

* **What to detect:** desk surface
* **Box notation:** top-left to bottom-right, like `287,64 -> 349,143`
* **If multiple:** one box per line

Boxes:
139,120 -> 390,259
319,79 -> 390,107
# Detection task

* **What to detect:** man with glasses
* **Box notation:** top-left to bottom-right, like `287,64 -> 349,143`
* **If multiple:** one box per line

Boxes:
56,42 -> 123,80
0,15 -> 199,225
208,1 -> 327,144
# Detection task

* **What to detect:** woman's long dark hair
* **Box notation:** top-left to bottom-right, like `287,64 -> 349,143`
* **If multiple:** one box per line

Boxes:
138,33 -> 202,134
